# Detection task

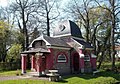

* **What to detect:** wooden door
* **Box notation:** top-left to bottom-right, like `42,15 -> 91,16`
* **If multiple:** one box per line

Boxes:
73,53 -> 79,71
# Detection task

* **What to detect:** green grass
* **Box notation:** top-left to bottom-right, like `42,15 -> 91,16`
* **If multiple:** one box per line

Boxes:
63,71 -> 120,84
65,76 -> 117,84
0,79 -> 57,84
0,76 -> 118,84
0,70 -> 30,76
0,70 -> 119,84
0,70 -> 20,76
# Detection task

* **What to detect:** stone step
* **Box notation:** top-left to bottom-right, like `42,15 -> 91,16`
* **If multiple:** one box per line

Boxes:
27,72 -> 47,77
27,72 -> 39,76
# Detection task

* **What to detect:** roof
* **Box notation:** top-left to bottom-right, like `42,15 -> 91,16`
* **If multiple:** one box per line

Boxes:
21,48 -> 50,54
44,36 -> 70,47
29,35 -> 70,48
53,20 -> 83,38
28,20 -> 93,50
73,38 -> 93,49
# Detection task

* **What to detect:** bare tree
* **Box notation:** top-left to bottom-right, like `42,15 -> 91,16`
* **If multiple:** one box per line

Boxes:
65,0 -> 96,42
95,0 -> 120,71
38,0 -> 60,36
65,0 -> 110,53
9,0 -> 40,50
9,0 -> 61,51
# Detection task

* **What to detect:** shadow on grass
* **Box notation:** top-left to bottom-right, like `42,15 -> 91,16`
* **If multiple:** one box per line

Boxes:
62,73 -> 96,80
96,71 -> 120,81
60,71 -> 120,82
58,80 -> 68,83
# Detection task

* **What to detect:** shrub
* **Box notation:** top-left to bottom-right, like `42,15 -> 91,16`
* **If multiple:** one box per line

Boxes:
0,62 -> 20,71
6,44 -> 22,62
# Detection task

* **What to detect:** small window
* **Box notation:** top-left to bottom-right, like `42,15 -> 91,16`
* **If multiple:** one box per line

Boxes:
57,54 -> 67,63
84,55 -> 90,61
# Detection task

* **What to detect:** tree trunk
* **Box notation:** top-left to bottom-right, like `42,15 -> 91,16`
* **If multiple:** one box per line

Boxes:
108,39 -> 111,60
86,28 -> 89,42
22,9 -> 29,50
111,25 -> 116,70
97,51 -> 104,69
92,27 -> 97,55
86,16 -> 90,42
111,0 -> 116,71
47,12 -> 50,36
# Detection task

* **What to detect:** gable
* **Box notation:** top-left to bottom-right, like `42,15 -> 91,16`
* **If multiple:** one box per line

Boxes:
32,40 -> 46,48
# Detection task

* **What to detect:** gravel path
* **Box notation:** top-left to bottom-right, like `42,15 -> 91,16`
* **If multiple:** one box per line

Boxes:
0,76 -> 48,81
0,76 -> 23,81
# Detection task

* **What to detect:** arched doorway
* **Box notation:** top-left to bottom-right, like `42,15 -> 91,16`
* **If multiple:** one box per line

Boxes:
73,53 -> 79,71
35,55 -> 46,72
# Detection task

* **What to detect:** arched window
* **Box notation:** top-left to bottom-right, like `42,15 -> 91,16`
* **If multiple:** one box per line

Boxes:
57,54 -> 67,63
84,55 -> 90,61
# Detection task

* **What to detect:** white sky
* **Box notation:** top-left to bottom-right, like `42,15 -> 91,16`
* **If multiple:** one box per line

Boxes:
0,0 -> 8,7
0,0 -> 70,7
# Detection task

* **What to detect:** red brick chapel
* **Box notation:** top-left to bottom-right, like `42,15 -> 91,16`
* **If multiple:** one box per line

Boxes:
21,20 -> 97,76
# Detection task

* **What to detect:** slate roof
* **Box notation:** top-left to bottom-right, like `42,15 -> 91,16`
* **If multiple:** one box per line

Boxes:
43,36 -> 70,47
29,36 -> 70,48
53,20 -> 83,38
73,38 -> 93,49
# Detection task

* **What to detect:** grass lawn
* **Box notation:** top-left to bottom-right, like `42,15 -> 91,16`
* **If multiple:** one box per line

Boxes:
0,70 -> 30,76
0,70 -> 21,76
0,70 -> 120,84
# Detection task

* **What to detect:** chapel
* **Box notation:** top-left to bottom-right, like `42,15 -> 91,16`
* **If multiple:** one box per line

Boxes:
21,20 -> 96,76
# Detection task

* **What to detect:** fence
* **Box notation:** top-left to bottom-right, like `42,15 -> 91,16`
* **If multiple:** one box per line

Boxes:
0,62 -> 21,71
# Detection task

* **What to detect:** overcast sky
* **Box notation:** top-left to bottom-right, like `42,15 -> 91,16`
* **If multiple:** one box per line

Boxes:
0,0 -> 9,7
0,0 -> 70,7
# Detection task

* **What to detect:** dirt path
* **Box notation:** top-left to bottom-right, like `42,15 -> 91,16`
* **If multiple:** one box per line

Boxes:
0,76 -> 31,81
0,76 -> 48,81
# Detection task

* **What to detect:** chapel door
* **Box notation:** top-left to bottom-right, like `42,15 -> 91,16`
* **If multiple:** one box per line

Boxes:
35,56 -> 46,72
73,53 -> 79,71
41,56 -> 46,71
